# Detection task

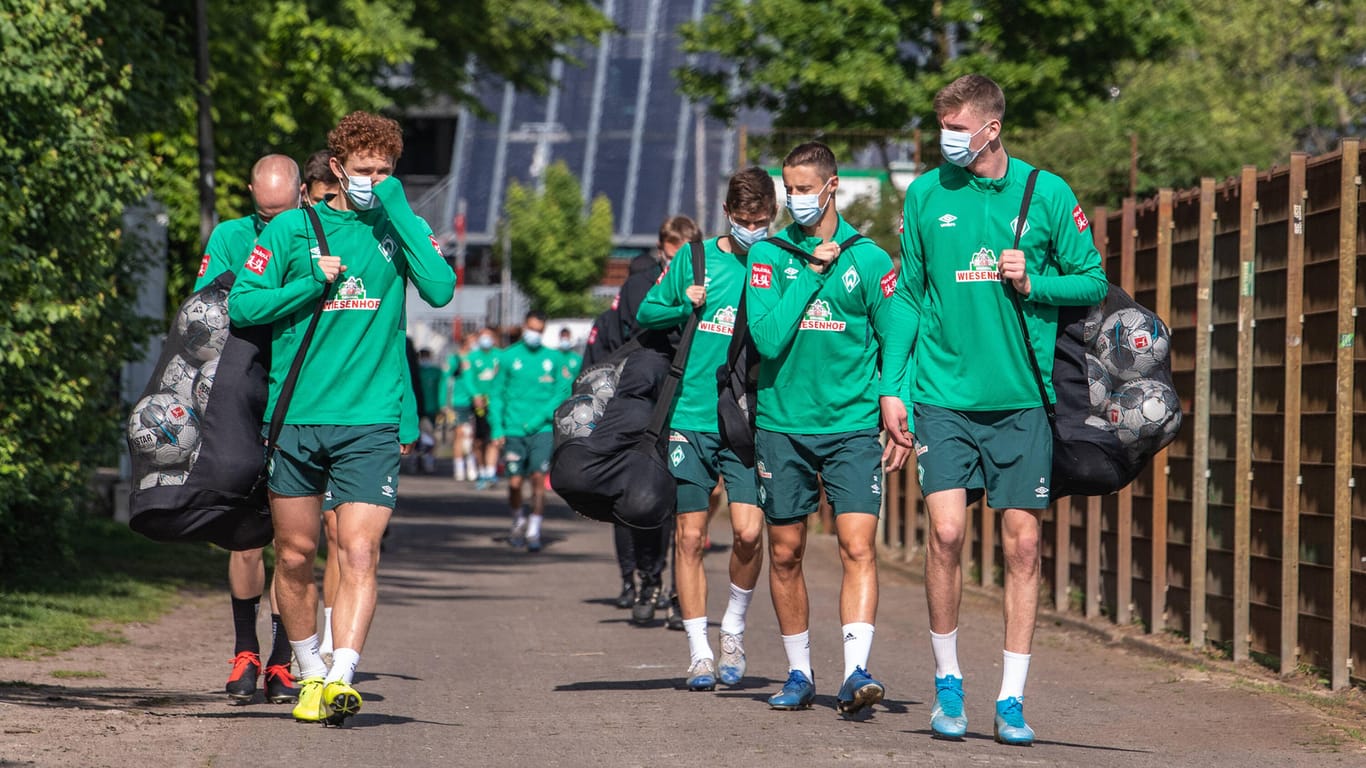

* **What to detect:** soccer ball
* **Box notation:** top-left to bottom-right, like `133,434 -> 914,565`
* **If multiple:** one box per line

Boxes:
138,469 -> 189,489
580,366 -> 618,403
176,293 -> 231,363
1082,303 -> 1105,345
555,394 -> 598,439
1105,378 -> 1181,447
192,358 -> 218,413
127,393 -> 200,466
1084,414 -> 1113,432
1086,353 -> 1112,413
1096,307 -> 1169,381
159,354 -> 198,402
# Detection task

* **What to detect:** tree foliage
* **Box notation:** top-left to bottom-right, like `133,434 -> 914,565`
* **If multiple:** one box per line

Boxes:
500,162 -> 613,317
1012,0 -> 1366,208
679,0 -> 1189,143
0,0 -> 153,573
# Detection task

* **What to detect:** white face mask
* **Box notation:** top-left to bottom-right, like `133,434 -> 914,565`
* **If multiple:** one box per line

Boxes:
522,329 -> 542,348
478,335 -> 494,350
341,164 -> 378,210
940,122 -> 992,168
729,219 -> 768,252
786,178 -> 832,226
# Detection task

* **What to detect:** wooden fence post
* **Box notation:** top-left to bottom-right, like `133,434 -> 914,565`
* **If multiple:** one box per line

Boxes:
1234,165 -> 1258,663
1332,139 -> 1358,690
1118,197 -> 1137,626
1192,179 -> 1216,650
1088,205 -> 1108,620
1152,189 -> 1174,633
1280,153 -> 1307,676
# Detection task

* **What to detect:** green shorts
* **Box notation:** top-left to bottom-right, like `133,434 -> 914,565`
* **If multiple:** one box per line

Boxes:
666,429 -> 759,512
912,403 -> 1053,510
452,405 -> 475,424
268,424 -> 401,509
754,428 -> 883,525
503,431 -> 552,477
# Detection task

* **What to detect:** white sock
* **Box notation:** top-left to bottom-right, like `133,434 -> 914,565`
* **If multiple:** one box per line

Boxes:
527,513 -> 543,539
454,459 -> 466,480
465,455 -> 477,476
719,583 -> 753,636
998,650 -> 1031,701
930,628 -> 962,679
325,647 -> 360,686
841,622 -> 875,679
781,631 -> 812,681
683,617 -> 712,664
320,607 -> 334,654
291,634 -> 327,680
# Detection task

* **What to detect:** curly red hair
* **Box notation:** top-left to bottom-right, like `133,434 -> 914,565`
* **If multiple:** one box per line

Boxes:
328,111 -> 404,164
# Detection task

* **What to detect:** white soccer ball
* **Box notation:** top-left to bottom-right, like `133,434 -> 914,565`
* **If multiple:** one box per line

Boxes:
555,394 -> 599,439
176,293 -> 231,363
580,366 -> 617,403
159,354 -> 198,402
1086,353 -> 1112,413
1097,307 -> 1170,381
1105,378 -> 1181,447
1082,303 -> 1105,345
138,469 -> 189,489
192,358 -> 218,413
127,393 -> 201,466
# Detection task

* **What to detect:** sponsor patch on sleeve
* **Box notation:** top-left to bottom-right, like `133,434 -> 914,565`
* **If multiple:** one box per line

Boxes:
880,268 -> 898,298
245,244 -> 272,276
750,263 -> 773,289
610,293 -> 620,310
196,253 -> 211,278
1072,204 -> 1090,233
428,233 -> 443,256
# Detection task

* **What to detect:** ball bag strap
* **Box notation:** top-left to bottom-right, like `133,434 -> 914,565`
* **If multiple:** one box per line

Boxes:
638,239 -> 707,453
1004,168 -> 1056,427
265,207 -> 336,455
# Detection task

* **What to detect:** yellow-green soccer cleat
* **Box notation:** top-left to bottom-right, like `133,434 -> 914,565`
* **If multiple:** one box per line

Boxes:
322,680 -> 363,726
291,677 -> 330,723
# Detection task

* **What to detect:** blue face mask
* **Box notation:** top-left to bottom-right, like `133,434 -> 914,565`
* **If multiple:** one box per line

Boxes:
478,335 -> 494,350
728,219 -> 768,252
522,329 -> 542,348
939,122 -> 991,168
341,165 -> 378,210
786,178 -> 832,226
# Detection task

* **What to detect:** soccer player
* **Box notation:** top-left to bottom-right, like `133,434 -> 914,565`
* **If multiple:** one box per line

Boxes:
880,74 -> 1108,745
415,347 -> 443,474
197,153 -> 303,706
228,110 -> 456,725
491,310 -> 563,552
746,142 -> 897,714
555,327 -> 582,401
303,149 -> 339,205
637,167 -> 775,691
459,328 -> 502,488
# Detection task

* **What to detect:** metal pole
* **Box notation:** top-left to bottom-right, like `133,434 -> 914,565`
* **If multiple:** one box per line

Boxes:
620,0 -> 663,238
500,220 -> 512,340
582,0 -> 616,209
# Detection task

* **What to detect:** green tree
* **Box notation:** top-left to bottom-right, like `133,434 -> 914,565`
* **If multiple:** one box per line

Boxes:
0,0 -> 153,573
679,0 -> 1189,165
1012,0 -> 1359,208
840,181 -> 904,264
500,162 -> 613,317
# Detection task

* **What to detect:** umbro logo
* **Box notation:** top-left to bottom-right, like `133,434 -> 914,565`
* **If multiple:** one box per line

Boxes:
784,266 -> 800,279
938,214 -> 957,227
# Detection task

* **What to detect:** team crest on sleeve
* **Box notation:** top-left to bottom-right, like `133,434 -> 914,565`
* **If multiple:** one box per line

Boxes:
750,263 -> 773,289
880,269 -> 898,297
197,253 -> 211,278
1072,204 -> 1090,233
428,234 -> 443,256
245,244 -> 272,275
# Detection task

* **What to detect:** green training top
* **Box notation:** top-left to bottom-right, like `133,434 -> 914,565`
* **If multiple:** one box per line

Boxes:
451,347 -> 500,409
881,157 -> 1108,418
637,236 -> 747,433
556,348 -> 582,402
744,216 -> 898,434
195,214 -> 266,292
227,177 -> 456,426
490,340 -> 563,438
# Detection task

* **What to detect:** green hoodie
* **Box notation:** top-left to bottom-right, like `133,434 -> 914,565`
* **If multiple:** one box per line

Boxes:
490,340 -> 563,438
744,216 -> 898,434
228,177 -> 456,426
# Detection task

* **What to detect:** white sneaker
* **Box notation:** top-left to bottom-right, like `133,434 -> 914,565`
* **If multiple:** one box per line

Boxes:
718,631 -> 746,685
508,519 -> 527,548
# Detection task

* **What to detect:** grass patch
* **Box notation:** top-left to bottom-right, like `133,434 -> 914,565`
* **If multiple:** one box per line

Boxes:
0,516 -> 228,658
50,669 -> 106,679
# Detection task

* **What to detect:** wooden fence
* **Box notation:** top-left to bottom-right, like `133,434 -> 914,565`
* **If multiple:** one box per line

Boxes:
879,140 -> 1366,691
